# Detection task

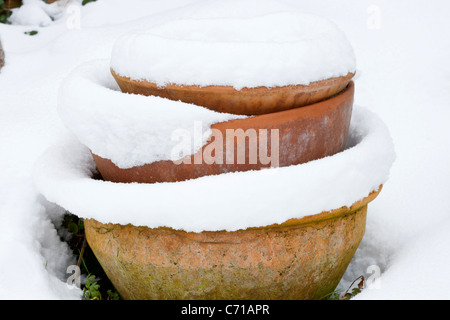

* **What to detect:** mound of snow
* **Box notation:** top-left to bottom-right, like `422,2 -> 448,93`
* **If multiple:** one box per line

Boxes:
33,108 -> 395,233
9,4 -> 52,27
111,12 -> 356,90
57,60 -> 245,169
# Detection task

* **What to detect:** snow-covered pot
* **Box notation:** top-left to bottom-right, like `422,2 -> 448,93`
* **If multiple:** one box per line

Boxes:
84,188 -> 381,300
111,70 -> 354,116
110,13 -> 357,116
92,81 -> 354,183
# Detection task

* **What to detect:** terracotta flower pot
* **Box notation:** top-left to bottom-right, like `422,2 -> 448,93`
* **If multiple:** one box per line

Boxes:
111,69 -> 354,116
92,81 -> 354,183
4,0 -> 60,9
84,186 -> 381,300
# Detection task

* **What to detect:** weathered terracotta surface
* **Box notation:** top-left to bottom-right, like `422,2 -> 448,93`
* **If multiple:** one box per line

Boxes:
92,81 -> 354,183
112,69 -> 354,116
85,187 -> 381,300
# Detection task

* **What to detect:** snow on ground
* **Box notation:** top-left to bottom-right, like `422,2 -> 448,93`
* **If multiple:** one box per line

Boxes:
0,0 -> 449,299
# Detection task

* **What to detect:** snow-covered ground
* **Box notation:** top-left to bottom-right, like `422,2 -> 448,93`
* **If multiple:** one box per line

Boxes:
0,0 -> 449,299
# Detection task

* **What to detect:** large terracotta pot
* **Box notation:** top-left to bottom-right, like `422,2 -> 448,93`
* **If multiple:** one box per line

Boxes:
85,186 -> 381,300
112,69 -> 354,116
92,81 -> 354,183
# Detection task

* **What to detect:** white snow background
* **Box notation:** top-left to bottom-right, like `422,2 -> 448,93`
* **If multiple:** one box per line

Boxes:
0,0 -> 449,299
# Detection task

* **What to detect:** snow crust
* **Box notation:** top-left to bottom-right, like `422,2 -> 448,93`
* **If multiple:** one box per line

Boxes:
34,108 -> 395,233
58,60 -> 244,169
111,12 -> 356,90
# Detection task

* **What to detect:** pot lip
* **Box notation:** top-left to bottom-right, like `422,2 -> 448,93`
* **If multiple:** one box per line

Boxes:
111,68 -> 355,93
57,60 -> 245,170
33,108 -> 395,233
86,186 -> 382,234
210,80 -> 354,127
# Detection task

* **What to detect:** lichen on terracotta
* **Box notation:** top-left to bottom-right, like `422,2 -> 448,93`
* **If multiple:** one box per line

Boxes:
84,189 -> 381,300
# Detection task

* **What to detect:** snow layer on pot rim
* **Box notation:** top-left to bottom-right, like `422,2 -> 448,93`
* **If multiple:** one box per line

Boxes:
57,60 -> 245,169
110,12 -> 356,90
33,108 -> 395,233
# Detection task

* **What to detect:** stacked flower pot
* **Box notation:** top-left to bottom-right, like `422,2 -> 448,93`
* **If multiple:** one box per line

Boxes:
35,11 -> 395,300
94,72 -> 354,184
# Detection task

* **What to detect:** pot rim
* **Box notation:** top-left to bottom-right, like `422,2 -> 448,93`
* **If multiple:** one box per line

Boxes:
249,185 -> 382,231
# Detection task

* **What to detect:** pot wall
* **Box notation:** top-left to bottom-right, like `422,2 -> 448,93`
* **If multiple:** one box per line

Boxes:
112,70 -> 354,116
92,81 -> 354,183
